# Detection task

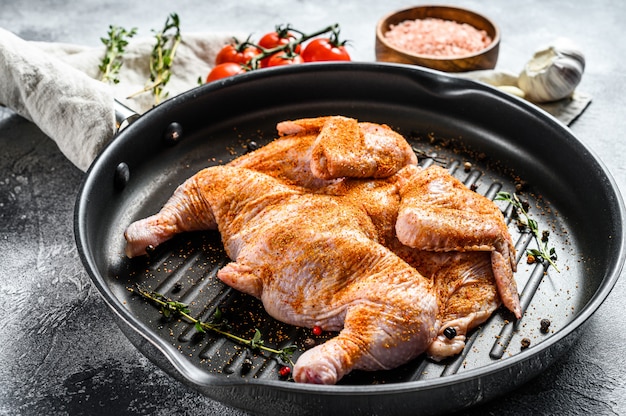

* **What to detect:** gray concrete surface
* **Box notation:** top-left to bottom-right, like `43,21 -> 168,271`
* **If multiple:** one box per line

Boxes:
1,1 -> 625,415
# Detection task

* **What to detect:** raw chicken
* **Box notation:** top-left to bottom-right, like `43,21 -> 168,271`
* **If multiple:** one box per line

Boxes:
234,116 -> 417,182
233,121 -> 520,319
395,164 -> 521,318
125,165 -> 438,385
425,252 -> 501,360
124,115 -> 520,384
391,243 -> 501,359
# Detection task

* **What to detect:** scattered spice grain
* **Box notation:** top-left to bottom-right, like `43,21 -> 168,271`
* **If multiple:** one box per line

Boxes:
303,338 -> 317,349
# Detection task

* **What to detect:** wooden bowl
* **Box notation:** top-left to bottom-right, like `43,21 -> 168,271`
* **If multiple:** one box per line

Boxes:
376,5 -> 500,72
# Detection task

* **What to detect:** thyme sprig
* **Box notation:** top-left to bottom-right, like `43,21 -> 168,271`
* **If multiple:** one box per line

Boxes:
127,13 -> 182,105
128,284 -> 296,364
496,191 -> 559,272
99,25 -> 137,84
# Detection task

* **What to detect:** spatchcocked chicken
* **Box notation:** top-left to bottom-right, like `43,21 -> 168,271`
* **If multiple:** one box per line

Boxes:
124,116 -> 520,384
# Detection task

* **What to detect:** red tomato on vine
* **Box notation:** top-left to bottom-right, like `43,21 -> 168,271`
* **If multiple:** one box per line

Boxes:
215,42 -> 260,66
302,38 -> 351,62
266,52 -> 304,67
258,28 -> 301,67
206,62 -> 246,82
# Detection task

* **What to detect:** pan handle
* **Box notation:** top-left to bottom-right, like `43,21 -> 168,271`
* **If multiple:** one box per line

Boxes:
114,99 -> 140,133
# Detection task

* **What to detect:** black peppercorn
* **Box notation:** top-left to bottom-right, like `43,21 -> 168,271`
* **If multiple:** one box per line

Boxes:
540,318 -> 551,333
443,327 -> 457,340
247,141 -> 260,152
521,338 -> 531,349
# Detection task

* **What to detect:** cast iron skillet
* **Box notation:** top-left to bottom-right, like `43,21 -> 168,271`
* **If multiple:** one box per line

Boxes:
75,62 -> 625,416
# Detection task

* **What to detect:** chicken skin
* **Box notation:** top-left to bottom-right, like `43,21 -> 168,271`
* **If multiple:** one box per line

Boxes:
232,120 -> 520,319
395,164 -> 521,319
124,116 -> 520,384
391,243 -> 501,360
231,115 -> 417,188
125,165 -> 438,385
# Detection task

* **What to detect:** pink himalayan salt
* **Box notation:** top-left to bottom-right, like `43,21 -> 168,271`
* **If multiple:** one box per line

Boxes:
384,17 -> 492,57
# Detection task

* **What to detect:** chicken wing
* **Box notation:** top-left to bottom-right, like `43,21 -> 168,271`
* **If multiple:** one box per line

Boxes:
395,164 -> 521,318
234,116 -> 417,185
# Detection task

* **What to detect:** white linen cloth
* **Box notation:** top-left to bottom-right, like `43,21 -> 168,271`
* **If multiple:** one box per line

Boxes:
0,27 -> 236,171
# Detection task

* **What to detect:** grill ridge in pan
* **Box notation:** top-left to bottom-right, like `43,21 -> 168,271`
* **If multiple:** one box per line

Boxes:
75,62 -> 625,415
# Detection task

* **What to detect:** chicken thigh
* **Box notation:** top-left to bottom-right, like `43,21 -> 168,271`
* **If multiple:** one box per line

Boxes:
391,243 -> 501,360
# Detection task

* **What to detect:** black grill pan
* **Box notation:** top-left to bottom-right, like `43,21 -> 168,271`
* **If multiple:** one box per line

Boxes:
75,62 -> 625,415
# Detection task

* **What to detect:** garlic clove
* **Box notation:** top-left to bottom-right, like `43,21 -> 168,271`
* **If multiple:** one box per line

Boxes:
518,37 -> 585,103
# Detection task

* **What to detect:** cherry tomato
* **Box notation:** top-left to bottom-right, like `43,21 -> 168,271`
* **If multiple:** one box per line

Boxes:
266,52 -> 304,67
258,30 -> 301,67
215,43 -> 260,65
302,38 -> 351,62
206,62 -> 246,83
278,366 -> 291,377
259,31 -> 301,51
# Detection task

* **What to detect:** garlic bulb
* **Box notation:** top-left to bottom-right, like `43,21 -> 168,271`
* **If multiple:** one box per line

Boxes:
518,37 -> 585,103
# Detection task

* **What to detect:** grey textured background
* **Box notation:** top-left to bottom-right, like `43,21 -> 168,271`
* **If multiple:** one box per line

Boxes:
1,1 -> 625,415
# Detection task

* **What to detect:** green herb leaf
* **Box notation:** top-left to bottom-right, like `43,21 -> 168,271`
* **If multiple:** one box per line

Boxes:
278,345 -> 297,363
250,328 -> 265,349
496,191 -> 560,272
127,12 -> 182,105
195,321 -> 206,333
99,25 -> 137,84
129,285 -> 298,367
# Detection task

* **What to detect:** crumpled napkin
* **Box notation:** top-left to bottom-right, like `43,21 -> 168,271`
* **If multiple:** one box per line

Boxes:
455,69 -> 592,126
0,27 -> 238,171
